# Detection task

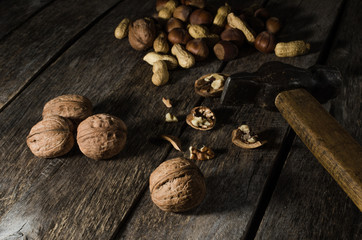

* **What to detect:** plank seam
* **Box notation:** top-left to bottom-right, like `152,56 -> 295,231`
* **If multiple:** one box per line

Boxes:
0,0 -> 127,113
0,0 -> 58,42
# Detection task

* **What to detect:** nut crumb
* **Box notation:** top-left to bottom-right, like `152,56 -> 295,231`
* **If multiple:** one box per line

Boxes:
189,145 -> 215,160
165,113 -> 178,122
162,97 -> 172,108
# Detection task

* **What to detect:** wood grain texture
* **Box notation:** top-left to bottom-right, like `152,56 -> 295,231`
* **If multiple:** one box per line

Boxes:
275,89 -> 362,210
0,0 -> 122,110
118,0 -> 345,239
256,0 -> 362,238
0,0 -> 222,238
0,0 -> 56,40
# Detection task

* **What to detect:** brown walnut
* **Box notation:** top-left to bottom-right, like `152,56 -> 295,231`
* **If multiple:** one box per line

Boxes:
194,73 -> 228,97
42,94 -> 92,124
27,116 -> 74,158
77,114 -> 127,160
186,106 -> 216,131
128,18 -> 156,50
149,157 -> 206,212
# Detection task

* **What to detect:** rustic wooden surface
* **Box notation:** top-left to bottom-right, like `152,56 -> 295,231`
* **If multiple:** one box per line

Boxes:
0,0 -> 361,239
256,0 -> 362,238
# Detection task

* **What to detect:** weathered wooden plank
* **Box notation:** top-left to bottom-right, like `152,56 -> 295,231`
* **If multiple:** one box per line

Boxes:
0,0 -> 56,40
0,0 -> 224,239
255,0 -> 362,238
118,0 -> 345,239
0,0 -> 122,110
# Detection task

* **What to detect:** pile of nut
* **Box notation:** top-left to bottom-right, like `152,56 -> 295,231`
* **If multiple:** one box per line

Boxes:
114,0 -> 310,86
26,95 -> 127,160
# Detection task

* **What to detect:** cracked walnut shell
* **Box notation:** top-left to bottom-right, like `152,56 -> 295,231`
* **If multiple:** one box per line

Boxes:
149,157 -> 206,212
42,94 -> 92,124
26,116 -> 74,158
77,114 -> 127,160
186,106 -> 215,131
232,124 -> 266,149
194,73 -> 228,97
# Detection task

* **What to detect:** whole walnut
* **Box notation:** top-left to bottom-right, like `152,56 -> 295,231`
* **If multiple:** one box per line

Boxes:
42,94 -> 92,124
77,114 -> 127,160
149,157 -> 206,212
128,18 -> 156,51
26,116 -> 74,158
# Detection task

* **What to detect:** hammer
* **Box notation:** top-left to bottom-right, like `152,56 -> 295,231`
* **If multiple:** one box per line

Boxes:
220,61 -> 362,211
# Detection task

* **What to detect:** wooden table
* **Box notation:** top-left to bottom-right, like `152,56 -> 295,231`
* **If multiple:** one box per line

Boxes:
0,0 -> 361,239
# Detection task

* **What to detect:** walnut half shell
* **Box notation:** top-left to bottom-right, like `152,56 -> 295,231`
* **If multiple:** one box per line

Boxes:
231,124 -> 266,149
186,106 -> 216,131
149,157 -> 206,212
194,73 -> 228,97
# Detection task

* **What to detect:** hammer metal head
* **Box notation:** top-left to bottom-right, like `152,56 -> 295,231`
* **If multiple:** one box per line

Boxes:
220,62 -> 342,110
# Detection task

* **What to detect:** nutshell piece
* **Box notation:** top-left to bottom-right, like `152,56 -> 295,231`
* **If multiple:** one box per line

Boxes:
162,97 -> 172,108
161,135 -> 182,151
27,116 -> 74,158
194,73 -> 228,97
42,94 -> 92,123
165,113 -> 178,122
189,146 -> 215,160
149,157 -> 206,212
186,106 -> 215,131
231,124 -> 266,149
77,114 -> 127,160
128,18 -> 156,51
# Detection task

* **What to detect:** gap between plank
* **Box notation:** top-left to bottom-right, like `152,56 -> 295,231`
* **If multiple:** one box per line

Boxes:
0,0 -> 58,42
241,0 -> 348,239
0,0 -> 127,114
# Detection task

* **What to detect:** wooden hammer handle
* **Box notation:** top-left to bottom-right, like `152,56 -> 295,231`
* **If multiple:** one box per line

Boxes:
275,88 -> 362,211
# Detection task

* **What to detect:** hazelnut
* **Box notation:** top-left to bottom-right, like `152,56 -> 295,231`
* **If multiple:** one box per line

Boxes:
189,146 -> 215,161
189,9 -> 213,26
27,116 -> 74,158
149,157 -> 206,212
156,0 -> 169,12
186,106 -> 216,131
194,73 -> 228,97
77,114 -> 127,160
213,40 -> 239,61
128,18 -> 156,51
182,0 -> 205,9
266,17 -> 282,34
42,94 -> 92,124
168,28 -> 192,45
231,124 -> 266,149
254,31 -> 276,53
254,8 -> 270,21
166,17 -> 184,32
186,39 -> 209,61
173,5 -> 192,22
220,28 -> 245,47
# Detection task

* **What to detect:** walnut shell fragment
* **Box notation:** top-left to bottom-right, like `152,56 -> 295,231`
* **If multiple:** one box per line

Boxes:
77,114 -> 127,160
42,94 -> 92,124
186,106 -> 215,131
231,124 -> 266,149
194,73 -> 228,97
189,145 -> 214,160
161,135 -> 182,151
26,116 -> 74,158
149,157 -> 206,212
